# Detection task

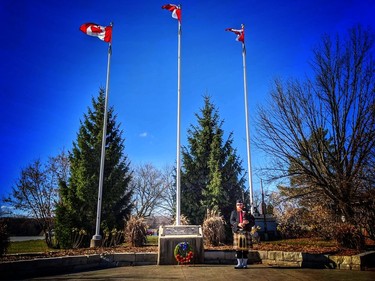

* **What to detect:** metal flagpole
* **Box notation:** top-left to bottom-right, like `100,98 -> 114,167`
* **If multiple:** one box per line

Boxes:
175,18 -> 182,226
241,24 -> 254,215
91,23 -> 113,247
260,179 -> 268,240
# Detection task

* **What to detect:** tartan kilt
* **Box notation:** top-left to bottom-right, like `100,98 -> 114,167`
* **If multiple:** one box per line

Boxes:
233,231 -> 252,250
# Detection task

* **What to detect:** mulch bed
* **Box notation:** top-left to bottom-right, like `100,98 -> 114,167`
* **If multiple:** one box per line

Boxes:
1,241 -> 370,263
0,246 -> 158,262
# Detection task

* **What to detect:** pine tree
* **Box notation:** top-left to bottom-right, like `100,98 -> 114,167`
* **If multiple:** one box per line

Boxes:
181,96 -> 245,225
55,89 -> 132,248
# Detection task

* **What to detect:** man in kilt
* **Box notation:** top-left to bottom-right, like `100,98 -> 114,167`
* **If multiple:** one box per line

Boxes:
230,199 -> 255,269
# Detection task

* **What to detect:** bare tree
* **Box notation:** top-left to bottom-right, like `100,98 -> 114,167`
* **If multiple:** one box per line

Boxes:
256,26 -> 375,239
3,150 -> 69,246
48,149 -> 70,189
158,165 -> 176,217
131,163 -> 172,218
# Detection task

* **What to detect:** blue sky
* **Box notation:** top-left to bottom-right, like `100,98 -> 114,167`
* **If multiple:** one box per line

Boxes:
1,0 -> 374,205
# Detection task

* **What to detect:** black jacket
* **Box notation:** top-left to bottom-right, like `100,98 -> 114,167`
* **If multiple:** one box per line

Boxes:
230,210 -> 255,233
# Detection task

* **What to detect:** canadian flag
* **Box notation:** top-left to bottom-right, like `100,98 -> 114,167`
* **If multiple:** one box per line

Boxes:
225,26 -> 245,43
162,4 -> 181,22
80,23 -> 112,43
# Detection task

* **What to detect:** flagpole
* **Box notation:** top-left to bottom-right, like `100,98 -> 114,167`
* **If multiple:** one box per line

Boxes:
91,23 -> 113,247
241,24 -> 254,215
176,18 -> 181,226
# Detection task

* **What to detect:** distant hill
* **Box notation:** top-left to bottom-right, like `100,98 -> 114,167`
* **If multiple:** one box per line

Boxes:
0,217 -> 43,236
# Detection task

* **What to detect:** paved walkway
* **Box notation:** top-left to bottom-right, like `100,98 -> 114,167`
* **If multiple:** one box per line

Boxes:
28,264 -> 375,281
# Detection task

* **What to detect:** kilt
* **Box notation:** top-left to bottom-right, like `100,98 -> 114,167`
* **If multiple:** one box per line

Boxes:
233,230 -> 252,250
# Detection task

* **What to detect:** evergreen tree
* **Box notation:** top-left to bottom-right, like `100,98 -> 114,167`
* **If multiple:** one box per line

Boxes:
55,89 -> 132,248
181,96 -> 245,225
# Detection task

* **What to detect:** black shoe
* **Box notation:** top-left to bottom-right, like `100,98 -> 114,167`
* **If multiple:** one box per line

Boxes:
234,265 -> 243,269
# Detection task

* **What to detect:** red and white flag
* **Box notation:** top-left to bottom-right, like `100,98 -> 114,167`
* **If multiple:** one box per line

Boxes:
162,4 -> 181,22
225,25 -> 244,43
80,23 -> 112,43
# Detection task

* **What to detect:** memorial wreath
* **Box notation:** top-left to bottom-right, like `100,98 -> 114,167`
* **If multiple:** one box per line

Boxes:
174,242 -> 194,264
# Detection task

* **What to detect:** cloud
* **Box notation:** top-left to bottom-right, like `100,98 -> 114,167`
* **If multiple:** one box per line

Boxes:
139,132 -> 148,138
1,205 -> 13,217
1,205 -> 11,211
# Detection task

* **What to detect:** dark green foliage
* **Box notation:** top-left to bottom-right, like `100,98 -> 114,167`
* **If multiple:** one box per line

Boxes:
181,96 -> 245,225
0,221 -> 10,256
55,89 -> 132,248
54,183 -> 80,248
0,218 -> 42,236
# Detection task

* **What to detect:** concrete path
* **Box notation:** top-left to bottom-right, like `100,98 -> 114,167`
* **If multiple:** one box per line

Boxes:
28,264 -> 375,281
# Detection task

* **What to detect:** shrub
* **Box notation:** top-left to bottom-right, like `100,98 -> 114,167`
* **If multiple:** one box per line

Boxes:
202,209 -> 226,246
0,221 -> 10,257
172,214 -> 190,225
251,225 -> 261,244
102,228 -> 124,247
277,222 -> 306,239
334,223 -> 365,250
275,207 -> 309,239
71,228 -> 87,249
54,203 -> 75,249
124,216 -> 147,247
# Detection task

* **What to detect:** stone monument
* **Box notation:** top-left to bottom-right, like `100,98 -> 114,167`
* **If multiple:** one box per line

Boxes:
157,225 -> 204,265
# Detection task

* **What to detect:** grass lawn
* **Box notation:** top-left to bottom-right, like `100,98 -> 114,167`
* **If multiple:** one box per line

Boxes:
146,235 -> 158,245
7,235 -> 159,254
7,239 -> 51,254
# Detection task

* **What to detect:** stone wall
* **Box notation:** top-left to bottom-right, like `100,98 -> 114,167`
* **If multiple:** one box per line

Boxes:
1,250 -> 374,279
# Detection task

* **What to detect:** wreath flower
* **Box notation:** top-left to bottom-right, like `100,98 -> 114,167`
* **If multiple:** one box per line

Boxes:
174,242 -> 194,264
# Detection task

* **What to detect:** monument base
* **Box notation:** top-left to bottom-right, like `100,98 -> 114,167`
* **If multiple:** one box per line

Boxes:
157,225 -> 204,265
